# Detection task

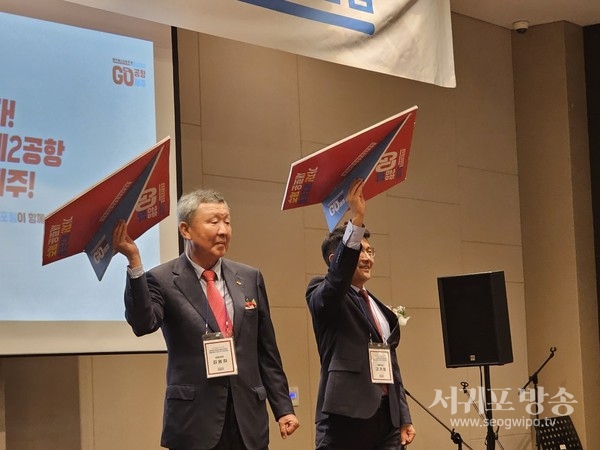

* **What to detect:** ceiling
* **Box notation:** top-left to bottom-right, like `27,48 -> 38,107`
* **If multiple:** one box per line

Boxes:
450,0 -> 600,30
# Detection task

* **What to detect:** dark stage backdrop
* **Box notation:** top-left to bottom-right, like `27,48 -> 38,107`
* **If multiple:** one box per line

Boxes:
584,23 -> 600,346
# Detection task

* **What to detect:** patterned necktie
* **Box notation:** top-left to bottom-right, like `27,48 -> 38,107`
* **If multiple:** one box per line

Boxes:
360,289 -> 383,339
202,269 -> 231,336
360,289 -> 389,394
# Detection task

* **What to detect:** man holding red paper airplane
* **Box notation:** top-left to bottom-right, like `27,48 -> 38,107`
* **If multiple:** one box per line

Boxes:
306,179 -> 416,450
112,188 -> 299,450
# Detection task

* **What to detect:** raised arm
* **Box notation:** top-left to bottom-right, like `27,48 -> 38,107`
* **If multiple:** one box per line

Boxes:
346,178 -> 366,227
112,219 -> 142,269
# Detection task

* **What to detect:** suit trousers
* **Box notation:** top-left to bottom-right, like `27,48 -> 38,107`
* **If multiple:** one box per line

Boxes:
171,390 -> 248,450
315,396 -> 401,450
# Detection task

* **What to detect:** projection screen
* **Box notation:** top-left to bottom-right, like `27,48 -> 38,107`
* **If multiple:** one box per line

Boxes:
0,0 -> 178,355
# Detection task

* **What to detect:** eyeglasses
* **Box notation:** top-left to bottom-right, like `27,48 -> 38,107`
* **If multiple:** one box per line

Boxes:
361,247 -> 376,258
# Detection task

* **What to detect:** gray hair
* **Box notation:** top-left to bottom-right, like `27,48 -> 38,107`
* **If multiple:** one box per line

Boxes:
177,189 -> 228,224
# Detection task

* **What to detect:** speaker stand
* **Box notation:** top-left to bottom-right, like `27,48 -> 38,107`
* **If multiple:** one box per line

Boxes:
405,389 -> 475,450
483,365 -> 496,450
520,347 -> 557,450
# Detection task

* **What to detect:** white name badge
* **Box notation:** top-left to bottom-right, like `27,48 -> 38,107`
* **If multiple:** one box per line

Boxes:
203,333 -> 238,378
368,342 -> 393,384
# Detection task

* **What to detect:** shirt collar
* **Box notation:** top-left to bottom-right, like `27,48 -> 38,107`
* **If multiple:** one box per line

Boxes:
185,252 -> 223,280
351,285 -> 367,294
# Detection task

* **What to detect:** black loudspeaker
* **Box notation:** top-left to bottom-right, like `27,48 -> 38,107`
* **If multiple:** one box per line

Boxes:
437,271 -> 513,368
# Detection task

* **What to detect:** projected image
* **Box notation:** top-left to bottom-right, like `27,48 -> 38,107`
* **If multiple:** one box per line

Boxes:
0,11 -> 160,320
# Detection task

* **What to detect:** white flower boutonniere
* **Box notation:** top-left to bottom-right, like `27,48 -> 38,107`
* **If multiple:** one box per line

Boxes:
388,305 -> 410,326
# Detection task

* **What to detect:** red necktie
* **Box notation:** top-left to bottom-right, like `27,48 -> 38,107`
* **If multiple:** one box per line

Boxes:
360,289 -> 383,338
202,269 -> 231,336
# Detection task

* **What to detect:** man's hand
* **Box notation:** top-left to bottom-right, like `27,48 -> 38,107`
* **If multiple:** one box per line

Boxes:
112,219 -> 142,268
401,423 -> 416,446
278,413 -> 300,439
346,178 -> 366,226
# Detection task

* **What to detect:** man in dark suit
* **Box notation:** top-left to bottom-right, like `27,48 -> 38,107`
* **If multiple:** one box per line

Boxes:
306,179 -> 416,450
112,188 -> 299,450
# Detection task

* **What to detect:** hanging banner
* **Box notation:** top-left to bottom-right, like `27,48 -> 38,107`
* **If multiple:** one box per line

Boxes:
65,0 -> 456,88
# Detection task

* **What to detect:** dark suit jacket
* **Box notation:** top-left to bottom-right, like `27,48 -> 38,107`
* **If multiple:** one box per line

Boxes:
306,241 -> 411,428
125,254 -> 294,450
